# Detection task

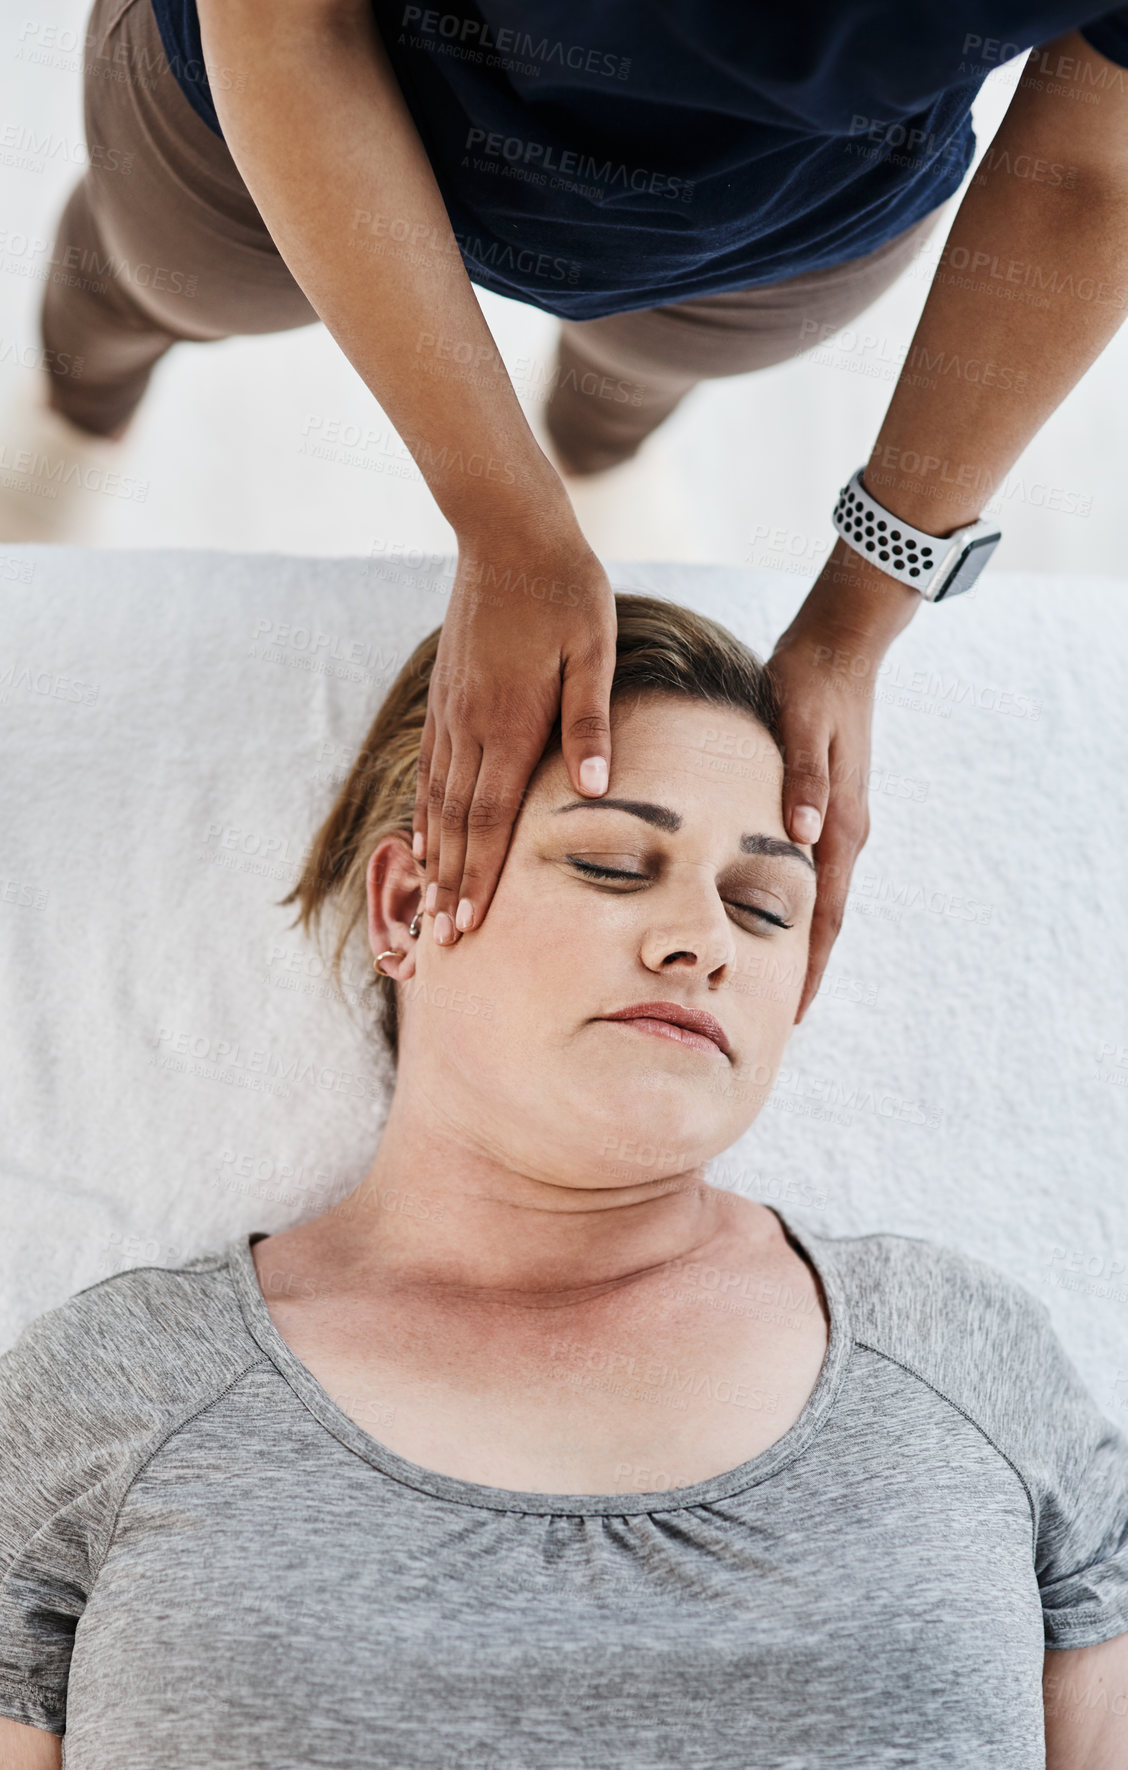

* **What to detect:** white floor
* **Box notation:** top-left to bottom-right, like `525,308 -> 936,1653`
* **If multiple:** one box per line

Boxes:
1,24 -> 1125,572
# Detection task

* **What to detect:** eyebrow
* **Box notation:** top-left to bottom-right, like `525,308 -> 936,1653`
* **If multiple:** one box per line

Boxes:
551,798 -> 816,872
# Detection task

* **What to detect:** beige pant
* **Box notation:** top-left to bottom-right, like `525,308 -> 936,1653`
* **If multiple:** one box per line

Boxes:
548,210 -> 944,471
43,0 -> 945,454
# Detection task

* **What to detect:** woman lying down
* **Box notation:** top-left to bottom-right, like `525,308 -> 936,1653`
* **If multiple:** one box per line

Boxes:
2,594 -> 1127,1770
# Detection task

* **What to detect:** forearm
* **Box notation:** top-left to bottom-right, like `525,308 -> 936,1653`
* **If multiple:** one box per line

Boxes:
788,33 -> 1128,661
1044,1636 -> 1128,1769
196,0 -> 572,542
866,36 -> 1128,536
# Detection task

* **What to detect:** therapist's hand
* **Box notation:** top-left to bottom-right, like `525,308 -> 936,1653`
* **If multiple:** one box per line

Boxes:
414,516 -> 618,944
767,539 -> 921,1022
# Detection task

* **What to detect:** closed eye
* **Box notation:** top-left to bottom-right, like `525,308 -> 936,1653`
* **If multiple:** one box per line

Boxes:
567,858 -> 793,930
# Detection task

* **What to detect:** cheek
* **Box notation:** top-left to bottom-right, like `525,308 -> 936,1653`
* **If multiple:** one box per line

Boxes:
407,889 -> 562,1052
733,933 -> 806,1011
490,862 -> 595,975
722,948 -> 805,1088
742,1004 -> 795,1083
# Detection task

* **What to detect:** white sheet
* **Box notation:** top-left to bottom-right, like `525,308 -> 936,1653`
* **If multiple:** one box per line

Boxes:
2,546 -> 1126,1423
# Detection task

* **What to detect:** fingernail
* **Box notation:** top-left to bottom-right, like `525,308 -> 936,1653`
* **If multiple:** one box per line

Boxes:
425,881 -> 437,913
434,911 -> 454,944
413,831 -> 425,860
792,805 -> 822,844
579,756 -> 608,794
455,898 -> 474,932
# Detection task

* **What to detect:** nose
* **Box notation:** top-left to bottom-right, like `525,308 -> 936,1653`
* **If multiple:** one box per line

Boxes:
638,874 -> 735,977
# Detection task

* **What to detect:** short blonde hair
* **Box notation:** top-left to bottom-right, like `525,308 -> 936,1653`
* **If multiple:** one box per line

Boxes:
277,592 -> 780,1067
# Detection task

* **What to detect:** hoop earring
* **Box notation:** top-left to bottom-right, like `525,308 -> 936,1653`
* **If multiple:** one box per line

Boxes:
374,905 -> 424,977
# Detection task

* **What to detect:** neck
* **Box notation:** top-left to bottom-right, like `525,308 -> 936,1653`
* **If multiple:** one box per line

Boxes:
310,1089 -> 750,1309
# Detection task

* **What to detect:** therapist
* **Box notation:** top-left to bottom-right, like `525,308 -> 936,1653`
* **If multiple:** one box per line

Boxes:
38,0 -> 1128,1014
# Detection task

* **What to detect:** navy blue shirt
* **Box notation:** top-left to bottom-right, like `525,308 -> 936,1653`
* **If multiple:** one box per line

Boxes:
149,1 -> 1128,319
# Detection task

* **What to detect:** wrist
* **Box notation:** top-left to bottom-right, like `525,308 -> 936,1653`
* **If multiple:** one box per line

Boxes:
445,450 -> 578,553
860,457 -> 983,536
777,538 -> 921,672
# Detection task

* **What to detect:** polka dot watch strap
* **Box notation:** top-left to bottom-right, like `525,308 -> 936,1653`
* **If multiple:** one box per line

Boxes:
832,467 -> 946,594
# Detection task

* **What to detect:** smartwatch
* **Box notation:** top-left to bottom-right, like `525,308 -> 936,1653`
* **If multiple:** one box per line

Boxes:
831,466 -> 1002,601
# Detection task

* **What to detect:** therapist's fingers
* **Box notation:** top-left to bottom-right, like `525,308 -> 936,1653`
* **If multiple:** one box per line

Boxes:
440,610 -> 619,941
416,548 -> 618,944
556,605 -> 619,805
418,718 -> 452,917
426,737 -> 484,942
440,729 -> 559,941
777,715 -> 830,852
435,623 -> 619,944
767,640 -> 876,1019
412,696 -> 438,870
796,769 -> 870,1022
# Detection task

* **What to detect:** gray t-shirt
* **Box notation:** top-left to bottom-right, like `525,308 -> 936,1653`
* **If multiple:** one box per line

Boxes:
3,1206 -> 1128,1769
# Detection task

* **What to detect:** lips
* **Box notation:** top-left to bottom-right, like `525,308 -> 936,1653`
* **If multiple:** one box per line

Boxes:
600,1001 -> 731,1057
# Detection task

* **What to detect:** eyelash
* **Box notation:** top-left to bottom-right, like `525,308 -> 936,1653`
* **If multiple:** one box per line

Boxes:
567,859 -> 794,929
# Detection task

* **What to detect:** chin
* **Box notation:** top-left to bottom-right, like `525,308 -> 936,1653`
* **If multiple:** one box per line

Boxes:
580,1082 -> 726,1178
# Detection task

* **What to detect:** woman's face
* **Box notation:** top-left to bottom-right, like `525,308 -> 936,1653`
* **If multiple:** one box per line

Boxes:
372,691 -> 817,1192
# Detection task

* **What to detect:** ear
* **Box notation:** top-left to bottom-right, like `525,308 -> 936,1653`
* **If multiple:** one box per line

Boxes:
365,835 -> 424,979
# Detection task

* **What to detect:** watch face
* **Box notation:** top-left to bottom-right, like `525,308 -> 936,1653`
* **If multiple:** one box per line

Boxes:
934,533 -> 1001,600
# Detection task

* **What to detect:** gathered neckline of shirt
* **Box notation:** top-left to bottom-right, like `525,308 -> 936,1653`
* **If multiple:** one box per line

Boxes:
224,1203 -> 853,1516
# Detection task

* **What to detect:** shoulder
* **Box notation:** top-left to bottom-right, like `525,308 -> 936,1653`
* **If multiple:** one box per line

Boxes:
2,1241 -> 256,1411
0,1242 -> 260,1577
793,1215 -> 1069,1444
0,1241 -> 263,1731
806,1219 -> 1046,1354
797,1216 -> 1118,1494
781,1213 -> 1128,1648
